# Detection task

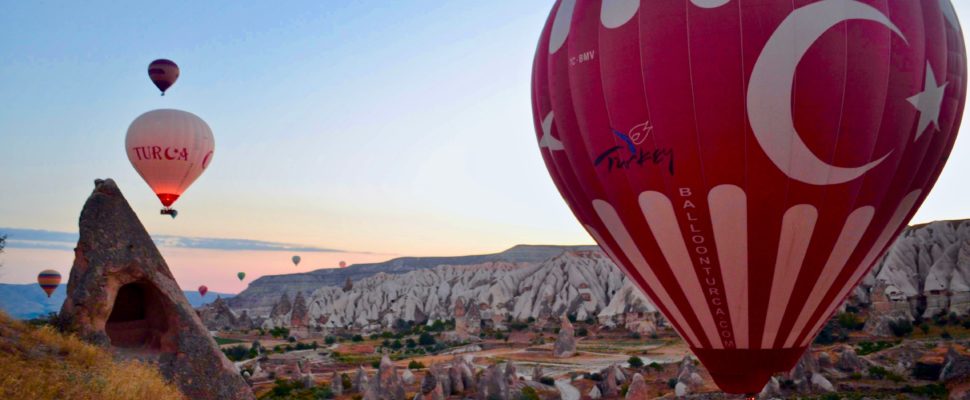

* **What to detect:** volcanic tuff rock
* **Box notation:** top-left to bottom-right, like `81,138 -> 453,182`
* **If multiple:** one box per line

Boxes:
58,179 -> 253,400
197,296 -> 254,332
228,245 -> 598,315
857,220 -> 970,333
248,251 -> 660,332
553,315 -> 577,358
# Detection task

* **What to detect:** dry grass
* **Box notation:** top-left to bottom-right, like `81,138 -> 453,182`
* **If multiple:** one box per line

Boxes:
0,311 -> 184,400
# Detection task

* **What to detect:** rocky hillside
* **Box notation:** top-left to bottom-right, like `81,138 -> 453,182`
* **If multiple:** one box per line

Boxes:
857,220 -> 970,332
255,251 -> 658,332
228,244 -> 597,315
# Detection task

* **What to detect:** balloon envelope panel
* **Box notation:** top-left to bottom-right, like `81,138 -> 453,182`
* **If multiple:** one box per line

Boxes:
532,0 -> 965,394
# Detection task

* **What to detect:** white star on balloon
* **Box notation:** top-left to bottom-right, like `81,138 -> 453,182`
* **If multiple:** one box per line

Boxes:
538,112 -> 564,151
907,61 -> 948,141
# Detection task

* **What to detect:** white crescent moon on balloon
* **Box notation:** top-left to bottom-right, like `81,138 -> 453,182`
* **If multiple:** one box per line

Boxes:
601,0 -> 639,28
690,0 -> 731,8
549,0 -> 578,54
747,0 -> 905,186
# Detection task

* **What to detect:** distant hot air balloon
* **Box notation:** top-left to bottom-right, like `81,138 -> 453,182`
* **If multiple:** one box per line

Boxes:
339,261 -> 347,268
148,59 -> 180,95
198,285 -> 208,297
292,255 -> 301,267
37,270 -> 61,298
237,272 -> 246,282
532,0 -> 965,395
126,109 -> 215,218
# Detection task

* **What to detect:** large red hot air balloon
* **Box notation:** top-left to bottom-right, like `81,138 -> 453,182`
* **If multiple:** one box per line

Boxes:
532,0 -> 965,394
339,261 -> 347,268
148,59 -> 180,95
37,269 -> 62,298
198,285 -> 208,298
126,109 -> 215,218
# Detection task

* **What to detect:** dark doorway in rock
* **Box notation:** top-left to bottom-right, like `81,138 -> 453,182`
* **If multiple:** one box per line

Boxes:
105,281 -> 173,352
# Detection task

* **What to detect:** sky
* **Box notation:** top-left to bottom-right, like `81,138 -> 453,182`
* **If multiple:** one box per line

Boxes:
2,1 -> 970,293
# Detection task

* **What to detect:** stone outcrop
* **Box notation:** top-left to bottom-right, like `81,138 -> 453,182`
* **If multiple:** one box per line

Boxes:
555,380 -> 580,400
601,364 -> 620,397
856,220 -> 970,331
290,291 -> 309,328
675,356 -> 703,396
553,316 -> 577,358
416,370 -> 445,400
343,277 -> 354,292
477,363 -> 510,400
626,373 -> 649,399
58,179 -> 253,400
198,296 -> 253,332
354,365 -> 369,392
331,371 -> 343,396
837,346 -> 867,373
367,353 -> 406,400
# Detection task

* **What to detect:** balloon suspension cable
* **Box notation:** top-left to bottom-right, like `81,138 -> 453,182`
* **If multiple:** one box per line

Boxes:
161,208 -> 178,219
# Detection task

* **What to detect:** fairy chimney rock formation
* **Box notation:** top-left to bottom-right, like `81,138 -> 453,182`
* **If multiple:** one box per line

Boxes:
553,315 -> 577,358
58,179 -> 253,400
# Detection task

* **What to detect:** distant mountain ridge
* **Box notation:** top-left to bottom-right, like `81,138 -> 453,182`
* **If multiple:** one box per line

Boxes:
0,283 -> 233,319
227,244 -> 598,315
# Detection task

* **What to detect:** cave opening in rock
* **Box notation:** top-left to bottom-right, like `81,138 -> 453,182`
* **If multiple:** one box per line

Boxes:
105,281 -> 173,352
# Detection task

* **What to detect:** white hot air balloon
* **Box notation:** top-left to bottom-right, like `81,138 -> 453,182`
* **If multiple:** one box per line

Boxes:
125,109 -> 215,218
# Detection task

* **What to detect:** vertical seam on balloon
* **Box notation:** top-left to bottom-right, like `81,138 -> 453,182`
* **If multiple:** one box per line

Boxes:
638,191 -> 724,349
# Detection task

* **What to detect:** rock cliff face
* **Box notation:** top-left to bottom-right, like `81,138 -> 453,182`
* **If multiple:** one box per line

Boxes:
197,296 -> 254,332
857,220 -> 970,333
251,251 -> 660,332
58,179 -> 253,400
228,245 -> 598,315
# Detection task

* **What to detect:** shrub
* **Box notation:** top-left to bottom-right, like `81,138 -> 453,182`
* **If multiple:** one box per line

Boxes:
539,376 -> 555,386
391,339 -> 403,350
351,335 -> 364,342
942,330 -> 953,340
519,386 -> 540,400
408,360 -> 425,369
269,327 -> 290,339
920,323 -> 931,334
648,362 -> 664,372
341,373 -> 353,391
222,345 -> 251,361
509,321 -> 529,331
856,341 -> 896,356
667,378 -> 678,389
406,338 -> 417,348
868,366 -> 903,381
576,327 -> 588,337
901,383 -> 948,398
814,320 -> 849,345
324,336 -> 336,345
629,332 -> 642,340
418,332 -> 436,346
837,312 -> 865,331
371,360 -> 381,369
287,336 -> 296,343
889,319 -> 914,337
628,356 -> 644,368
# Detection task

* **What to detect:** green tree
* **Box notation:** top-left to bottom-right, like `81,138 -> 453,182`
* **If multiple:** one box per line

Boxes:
418,332 -> 436,346
628,356 -> 644,368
